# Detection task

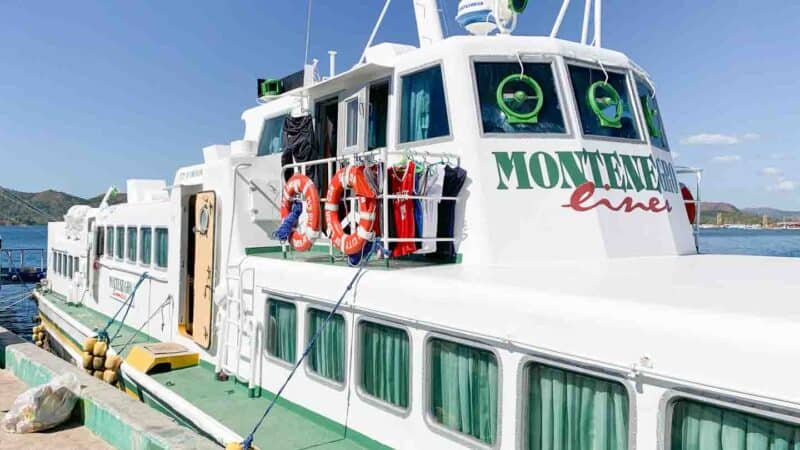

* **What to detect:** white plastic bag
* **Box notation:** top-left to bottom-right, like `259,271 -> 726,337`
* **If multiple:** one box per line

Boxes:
1,373 -> 81,433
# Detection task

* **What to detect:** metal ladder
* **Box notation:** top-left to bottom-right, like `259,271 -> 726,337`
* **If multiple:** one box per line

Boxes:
216,265 -> 258,388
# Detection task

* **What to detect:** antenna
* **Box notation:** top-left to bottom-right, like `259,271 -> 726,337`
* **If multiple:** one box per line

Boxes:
412,0 -> 444,47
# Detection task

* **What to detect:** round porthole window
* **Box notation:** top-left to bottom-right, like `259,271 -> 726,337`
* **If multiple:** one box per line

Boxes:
196,204 -> 211,235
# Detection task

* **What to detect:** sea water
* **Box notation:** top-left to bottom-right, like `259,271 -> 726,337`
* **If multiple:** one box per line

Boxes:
1,225 -> 799,340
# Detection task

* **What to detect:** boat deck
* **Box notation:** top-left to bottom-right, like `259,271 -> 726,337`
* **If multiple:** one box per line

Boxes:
247,245 -> 459,270
150,364 -> 384,449
38,290 -> 386,449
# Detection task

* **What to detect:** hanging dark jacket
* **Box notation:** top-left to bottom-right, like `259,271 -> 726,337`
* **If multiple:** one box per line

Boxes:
281,115 -> 320,184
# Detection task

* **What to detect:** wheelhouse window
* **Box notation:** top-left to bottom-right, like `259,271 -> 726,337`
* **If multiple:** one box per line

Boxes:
154,228 -> 168,268
126,227 -> 138,262
359,321 -> 410,409
368,81 -> 389,149
307,308 -> 345,383
475,61 -> 566,134
140,227 -> 152,265
525,363 -> 629,450
96,227 -> 105,257
257,114 -> 288,156
400,65 -> 450,143
671,399 -> 800,450
635,76 -> 669,151
429,338 -> 498,445
266,299 -> 296,363
568,64 -> 640,140
115,227 -> 124,259
106,226 -> 113,259
345,98 -> 359,148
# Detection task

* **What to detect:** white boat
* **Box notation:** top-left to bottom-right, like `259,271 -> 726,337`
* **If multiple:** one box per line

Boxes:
35,1 -> 800,449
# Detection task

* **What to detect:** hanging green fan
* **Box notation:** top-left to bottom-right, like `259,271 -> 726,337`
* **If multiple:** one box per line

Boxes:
587,81 -> 623,128
509,0 -> 528,13
496,73 -> 544,125
640,95 -> 660,137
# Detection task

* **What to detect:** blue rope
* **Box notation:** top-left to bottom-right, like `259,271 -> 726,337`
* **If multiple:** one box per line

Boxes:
240,241 -> 378,449
272,201 -> 303,242
96,271 -> 148,343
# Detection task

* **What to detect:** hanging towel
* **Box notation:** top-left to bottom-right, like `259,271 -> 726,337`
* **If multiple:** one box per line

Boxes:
416,165 -> 444,254
389,161 -> 417,258
281,115 -> 320,184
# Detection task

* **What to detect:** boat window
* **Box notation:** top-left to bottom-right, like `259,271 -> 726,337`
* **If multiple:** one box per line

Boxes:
428,338 -> 498,445
671,399 -> 800,450
525,363 -> 629,450
73,257 -> 79,276
475,61 -> 566,134
568,64 -> 640,140
58,253 -> 63,276
127,227 -> 138,263
400,65 -> 450,143
115,226 -> 125,259
140,227 -> 152,265
67,255 -> 73,278
307,308 -> 345,383
266,298 -> 296,363
106,226 -> 114,259
345,98 -> 359,148
96,228 -> 104,258
359,321 -> 410,409
54,252 -> 60,276
257,114 -> 289,156
368,81 -> 389,150
155,228 -> 168,268
634,76 -> 669,151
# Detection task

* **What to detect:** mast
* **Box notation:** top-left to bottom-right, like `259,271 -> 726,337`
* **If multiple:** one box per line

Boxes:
412,0 -> 444,47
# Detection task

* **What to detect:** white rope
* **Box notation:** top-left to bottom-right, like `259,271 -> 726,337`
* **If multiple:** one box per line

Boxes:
0,296 -> 30,313
597,59 -> 609,84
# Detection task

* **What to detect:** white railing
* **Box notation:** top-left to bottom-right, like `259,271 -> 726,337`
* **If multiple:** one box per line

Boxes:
281,147 -> 462,262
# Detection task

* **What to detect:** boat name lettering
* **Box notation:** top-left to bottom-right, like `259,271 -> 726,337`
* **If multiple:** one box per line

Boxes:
109,276 -> 133,301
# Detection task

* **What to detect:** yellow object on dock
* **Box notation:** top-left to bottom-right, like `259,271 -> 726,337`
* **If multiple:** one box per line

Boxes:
125,342 -> 199,374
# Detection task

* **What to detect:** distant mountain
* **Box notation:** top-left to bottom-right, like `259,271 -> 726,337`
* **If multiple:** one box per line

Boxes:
0,187 -> 126,225
741,207 -> 800,221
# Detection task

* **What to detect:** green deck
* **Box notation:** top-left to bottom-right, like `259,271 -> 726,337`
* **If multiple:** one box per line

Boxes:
247,244 -> 460,270
40,291 -> 157,358
39,290 -> 388,449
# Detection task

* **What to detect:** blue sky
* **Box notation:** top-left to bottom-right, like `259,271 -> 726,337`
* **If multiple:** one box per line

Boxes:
1,0 -> 798,209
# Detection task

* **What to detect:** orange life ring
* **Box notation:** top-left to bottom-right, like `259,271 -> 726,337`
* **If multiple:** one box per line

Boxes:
325,166 -> 377,256
680,183 -> 696,225
280,173 -> 321,252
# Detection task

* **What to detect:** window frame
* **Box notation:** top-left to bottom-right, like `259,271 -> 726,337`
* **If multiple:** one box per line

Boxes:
661,391 -> 800,450
395,61 -> 454,148
257,112 -> 291,157
126,226 -> 138,263
367,77 -> 392,151
469,55 -> 573,139
139,226 -> 153,266
423,331 -> 503,449
564,58 -> 646,144
304,306 -> 348,390
105,226 -> 114,260
154,227 -> 169,270
632,73 -> 670,152
354,317 -> 413,417
516,355 -> 636,450
115,226 -> 125,260
264,296 -> 298,368
339,89 -> 366,155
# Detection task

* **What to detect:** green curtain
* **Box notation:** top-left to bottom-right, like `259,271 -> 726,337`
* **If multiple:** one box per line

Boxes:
155,228 -> 168,268
672,400 -> 800,450
267,300 -> 296,363
127,228 -> 137,261
106,227 -> 113,257
430,339 -> 498,445
360,322 -> 409,408
528,364 -> 628,450
307,309 -> 344,382
140,228 -> 152,265
116,227 -> 124,258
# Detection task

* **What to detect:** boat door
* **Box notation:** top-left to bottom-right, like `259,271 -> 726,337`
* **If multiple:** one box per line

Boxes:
191,191 -> 216,348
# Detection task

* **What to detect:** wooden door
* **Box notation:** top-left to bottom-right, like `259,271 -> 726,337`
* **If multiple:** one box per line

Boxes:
192,191 -> 216,348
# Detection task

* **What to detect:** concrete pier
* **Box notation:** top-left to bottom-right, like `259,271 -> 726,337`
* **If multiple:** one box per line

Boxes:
0,325 -> 218,449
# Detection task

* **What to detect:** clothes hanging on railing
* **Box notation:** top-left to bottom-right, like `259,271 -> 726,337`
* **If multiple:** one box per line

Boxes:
416,164 -> 444,255
281,115 -> 320,184
389,161 -> 418,258
433,165 -> 467,259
